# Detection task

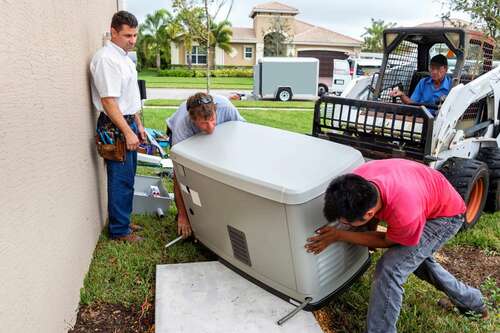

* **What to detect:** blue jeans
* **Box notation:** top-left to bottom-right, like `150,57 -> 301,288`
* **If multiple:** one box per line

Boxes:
366,216 -> 485,333
106,122 -> 137,238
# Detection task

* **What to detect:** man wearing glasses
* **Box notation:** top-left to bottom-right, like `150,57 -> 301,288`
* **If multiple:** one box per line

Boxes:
167,93 -> 245,238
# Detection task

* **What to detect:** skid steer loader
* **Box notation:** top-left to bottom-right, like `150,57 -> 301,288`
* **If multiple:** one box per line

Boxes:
312,26 -> 500,228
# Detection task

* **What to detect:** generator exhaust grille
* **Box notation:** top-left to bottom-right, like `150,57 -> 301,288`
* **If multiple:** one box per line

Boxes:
227,225 -> 252,266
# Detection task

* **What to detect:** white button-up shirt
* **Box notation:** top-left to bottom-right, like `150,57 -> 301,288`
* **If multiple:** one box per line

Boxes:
90,41 -> 141,115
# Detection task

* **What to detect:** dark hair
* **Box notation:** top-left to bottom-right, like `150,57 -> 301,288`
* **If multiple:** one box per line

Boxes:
111,11 -> 138,31
430,54 -> 448,67
187,92 -> 215,120
323,174 -> 378,223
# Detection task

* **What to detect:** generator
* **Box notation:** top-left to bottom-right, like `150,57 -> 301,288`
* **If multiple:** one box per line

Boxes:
170,121 -> 370,310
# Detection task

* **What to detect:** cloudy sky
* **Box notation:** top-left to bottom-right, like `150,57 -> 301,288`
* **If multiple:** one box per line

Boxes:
126,0 -> 469,39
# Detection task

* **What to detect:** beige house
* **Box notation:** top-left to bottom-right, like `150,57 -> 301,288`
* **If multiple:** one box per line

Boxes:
171,1 -> 362,74
1,1 -> 118,331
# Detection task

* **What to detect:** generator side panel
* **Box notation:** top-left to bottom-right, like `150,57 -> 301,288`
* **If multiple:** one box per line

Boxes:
174,162 -> 299,295
285,194 -> 369,301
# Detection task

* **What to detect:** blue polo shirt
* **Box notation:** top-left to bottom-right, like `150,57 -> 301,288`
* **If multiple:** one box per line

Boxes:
410,75 -> 452,108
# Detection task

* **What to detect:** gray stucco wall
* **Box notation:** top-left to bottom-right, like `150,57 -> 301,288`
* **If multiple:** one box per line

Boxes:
0,1 -> 117,331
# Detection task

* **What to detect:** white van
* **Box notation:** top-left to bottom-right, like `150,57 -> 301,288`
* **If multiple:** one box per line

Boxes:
321,57 -> 383,96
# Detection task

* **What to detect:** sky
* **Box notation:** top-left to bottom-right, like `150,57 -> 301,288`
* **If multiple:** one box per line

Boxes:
125,0 -> 470,40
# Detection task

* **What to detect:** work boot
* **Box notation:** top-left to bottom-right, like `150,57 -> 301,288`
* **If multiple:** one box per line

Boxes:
130,223 -> 143,232
438,297 -> 489,319
112,233 -> 144,243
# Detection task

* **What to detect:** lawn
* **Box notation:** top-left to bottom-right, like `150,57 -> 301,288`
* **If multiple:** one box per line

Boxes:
138,71 -> 253,89
74,107 -> 499,332
144,98 -> 315,109
142,107 -> 314,135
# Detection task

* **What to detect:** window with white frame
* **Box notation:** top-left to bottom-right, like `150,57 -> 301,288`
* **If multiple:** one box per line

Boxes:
187,46 -> 207,64
244,46 -> 253,59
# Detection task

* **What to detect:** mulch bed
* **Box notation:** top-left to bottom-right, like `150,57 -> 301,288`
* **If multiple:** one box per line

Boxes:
69,302 -> 154,333
69,246 -> 498,332
437,246 -> 499,288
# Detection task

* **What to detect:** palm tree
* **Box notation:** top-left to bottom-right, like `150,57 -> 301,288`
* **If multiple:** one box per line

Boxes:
209,20 -> 233,68
362,18 -> 396,52
174,6 -> 206,68
140,9 -> 172,70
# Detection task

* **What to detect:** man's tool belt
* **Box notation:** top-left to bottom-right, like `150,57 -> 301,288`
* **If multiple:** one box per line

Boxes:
95,113 -> 134,162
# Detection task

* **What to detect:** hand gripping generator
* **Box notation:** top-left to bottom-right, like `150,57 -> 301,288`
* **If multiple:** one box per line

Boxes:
170,121 -> 370,311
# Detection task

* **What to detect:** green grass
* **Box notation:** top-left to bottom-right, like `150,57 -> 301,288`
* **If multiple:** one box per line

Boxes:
138,71 -> 253,89
80,208 -> 214,306
448,211 -> 500,252
80,107 -> 499,332
144,98 -> 315,109
142,107 -> 314,135
322,250 -> 499,333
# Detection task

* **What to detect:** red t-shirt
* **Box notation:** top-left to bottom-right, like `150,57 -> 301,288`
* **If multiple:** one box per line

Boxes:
353,159 -> 466,246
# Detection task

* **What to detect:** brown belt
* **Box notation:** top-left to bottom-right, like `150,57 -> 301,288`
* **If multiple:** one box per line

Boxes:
99,112 -> 135,125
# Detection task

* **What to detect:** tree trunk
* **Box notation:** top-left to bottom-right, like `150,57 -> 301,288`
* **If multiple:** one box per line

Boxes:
211,46 -> 216,70
156,52 -> 161,70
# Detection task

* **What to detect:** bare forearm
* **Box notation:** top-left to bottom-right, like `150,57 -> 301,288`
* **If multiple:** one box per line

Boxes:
173,175 -> 188,218
337,230 -> 394,248
134,112 -> 143,128
101,98 -> 134,136
400,94 -> 413,105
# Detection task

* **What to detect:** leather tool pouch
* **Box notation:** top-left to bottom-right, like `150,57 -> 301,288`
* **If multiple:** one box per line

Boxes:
95,132 -> 126,162
95,117 -> 127,162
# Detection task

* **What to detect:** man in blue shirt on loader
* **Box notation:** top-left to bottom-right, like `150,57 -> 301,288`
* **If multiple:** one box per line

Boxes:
390,54 -> 451,113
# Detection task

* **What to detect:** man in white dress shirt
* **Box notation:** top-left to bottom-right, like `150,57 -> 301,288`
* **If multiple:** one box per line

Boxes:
90,11 -> 146,242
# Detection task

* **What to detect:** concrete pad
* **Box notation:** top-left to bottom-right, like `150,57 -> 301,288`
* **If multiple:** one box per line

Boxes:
156,261 -> 322,333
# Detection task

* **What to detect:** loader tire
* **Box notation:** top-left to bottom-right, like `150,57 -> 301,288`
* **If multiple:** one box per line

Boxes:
439,157 -> 489,229
476,147 -> 500,212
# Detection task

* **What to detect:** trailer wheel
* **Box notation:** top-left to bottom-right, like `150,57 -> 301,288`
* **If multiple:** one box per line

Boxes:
276,88 -> 292,102
476,147 -> 500,212
439,157 -> 489,229
318,84 -> 328,96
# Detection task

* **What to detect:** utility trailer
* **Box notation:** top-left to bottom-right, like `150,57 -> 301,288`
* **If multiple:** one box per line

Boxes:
253,57 -> 319,101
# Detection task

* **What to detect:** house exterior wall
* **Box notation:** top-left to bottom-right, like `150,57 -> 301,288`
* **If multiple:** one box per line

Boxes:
294,44 -> 361,57
176,43 -> 216,67
171,12 -> 362,67
1,1 -> 116,331
224,43 -> 256,66
253,13 -> 296,43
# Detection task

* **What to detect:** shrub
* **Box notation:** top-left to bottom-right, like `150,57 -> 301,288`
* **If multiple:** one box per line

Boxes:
193,69 -> 207,77
157,67 -> 253,78
158,69 -> 194,77
212,69 -> 253,77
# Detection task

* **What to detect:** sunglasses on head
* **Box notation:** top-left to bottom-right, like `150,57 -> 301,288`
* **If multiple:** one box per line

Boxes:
189,95 -> 214,110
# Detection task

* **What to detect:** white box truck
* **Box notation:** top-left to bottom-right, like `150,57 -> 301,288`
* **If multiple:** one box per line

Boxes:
253,57 -> 319,101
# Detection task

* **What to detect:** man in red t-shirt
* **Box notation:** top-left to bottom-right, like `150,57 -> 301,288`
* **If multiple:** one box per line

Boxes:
305,159 -> 487,333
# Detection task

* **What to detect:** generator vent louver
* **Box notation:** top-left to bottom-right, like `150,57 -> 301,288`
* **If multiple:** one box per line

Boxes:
227,225 -> 252,266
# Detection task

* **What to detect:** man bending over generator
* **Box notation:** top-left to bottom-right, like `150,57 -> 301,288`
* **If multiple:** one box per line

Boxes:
305,158 -> 487,333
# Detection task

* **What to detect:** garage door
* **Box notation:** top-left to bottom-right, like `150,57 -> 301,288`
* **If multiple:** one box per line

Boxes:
297,50 -> 348,77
